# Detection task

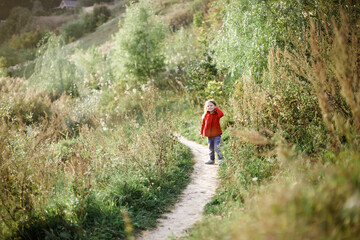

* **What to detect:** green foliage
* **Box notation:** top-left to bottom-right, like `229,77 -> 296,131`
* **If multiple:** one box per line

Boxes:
0,57 -> 7,77
9,29 -> 49,50
73,46 -> 113,90
39,0 -> 62,10
0,0 -> 33,20
162,27 -> 199,92
175,106 -> 208,145
0,42 -> 36,68
0,7 -> 32,43
14,211 -> 80,240
0,71 -> 194,239
84,5 -> 112,32
175,18 -> 224,104
210,0 -> 308,80
193,11 -> 203,28
78,0 -> 113,7
164,27 -> 198,69
0,77 -> 52,125
60,19 -> 87,43
185,53 -> 219,104
29,34 -> 81,98
60,5 -> 111,43
178,1 -> 360,239
205,80 -> 223,100
113,0 -> 167,87
189,149 -> 360,240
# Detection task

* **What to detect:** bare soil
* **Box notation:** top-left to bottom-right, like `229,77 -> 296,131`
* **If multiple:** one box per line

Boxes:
137,135 -> 219,240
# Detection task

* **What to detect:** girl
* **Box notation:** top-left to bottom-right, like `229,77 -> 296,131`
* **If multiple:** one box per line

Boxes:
200,99 -> 224,165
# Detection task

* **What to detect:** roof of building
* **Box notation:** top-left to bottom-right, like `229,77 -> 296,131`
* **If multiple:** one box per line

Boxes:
60,0 -> 78,8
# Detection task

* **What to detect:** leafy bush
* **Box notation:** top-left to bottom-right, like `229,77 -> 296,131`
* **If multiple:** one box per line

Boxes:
0,56 -> 7,77
113,0 -> 167,87
0,77 -> 52,125
0,7 -> 32,43
209,0 -> 310,81
193,11 -> 203,27
84,5 -> 111,32
72,46 -> 113,90
0,75 -> 194,239
60,5 -> 111,43
0,115 -> 66,238
9,29 -> 48,50
78,0 -> 113,7
182,2 -> 360,240
0,42 -> 36,67
184,53 -> 219,104
60,19 -> 86,43
189,148 -> 360,240
29,34 -> 81,98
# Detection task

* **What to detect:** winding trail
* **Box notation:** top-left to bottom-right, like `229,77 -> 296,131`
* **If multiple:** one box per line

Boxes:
137,135 -> 219,240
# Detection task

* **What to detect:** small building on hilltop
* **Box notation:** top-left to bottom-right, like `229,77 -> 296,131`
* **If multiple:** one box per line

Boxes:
57,0 -> 78,9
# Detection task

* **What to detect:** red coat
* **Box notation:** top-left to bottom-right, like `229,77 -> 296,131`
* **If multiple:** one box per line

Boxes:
201,107 -> 224,137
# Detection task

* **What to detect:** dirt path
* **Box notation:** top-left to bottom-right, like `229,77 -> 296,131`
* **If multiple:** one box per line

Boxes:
137,136 -> 219,240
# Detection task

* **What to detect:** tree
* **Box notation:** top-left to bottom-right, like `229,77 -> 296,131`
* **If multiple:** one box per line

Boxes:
29,34 -> 80,98
0,0 -> 33,20
0,7 -> 32,43
113,0 -> 167,87
210,0 -> 309,81
39,0 -> 61,10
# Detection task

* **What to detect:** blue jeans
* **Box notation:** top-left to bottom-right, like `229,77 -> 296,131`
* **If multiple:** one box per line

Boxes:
208,135 -> 223,161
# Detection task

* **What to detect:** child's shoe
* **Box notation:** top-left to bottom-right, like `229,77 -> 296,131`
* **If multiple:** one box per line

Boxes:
205,160 -> 215,164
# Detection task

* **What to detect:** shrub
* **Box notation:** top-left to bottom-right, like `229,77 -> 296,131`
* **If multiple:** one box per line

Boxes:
0,77 -> 52,125
0,7 -> 32,43
78,0 -> 113,7
0,86 -> 193,239
84,5 -> 111,32
72,46 -> 113,90
190,148 -> 360,240
185,3 -> 360,240
193,11 -> 203,27
113,0 -> 167,87
0,56 -> 7,77
60,19 -> 86,43
0,116 -> 65,238
29,34 -> 81,98
184,54 -> 219,105
0,42 -> 36,67
60,5 -> 111,43
9,29 -> 48,50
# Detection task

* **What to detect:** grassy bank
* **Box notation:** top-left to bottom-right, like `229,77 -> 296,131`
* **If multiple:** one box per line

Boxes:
0,75 -> 194,239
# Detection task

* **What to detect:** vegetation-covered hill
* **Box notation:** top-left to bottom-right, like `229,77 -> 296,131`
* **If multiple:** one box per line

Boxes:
1,0 -> 360,239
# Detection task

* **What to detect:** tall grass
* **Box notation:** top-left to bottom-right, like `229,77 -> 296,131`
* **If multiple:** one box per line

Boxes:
178,4 -> 360,240
0,74 -> 193,239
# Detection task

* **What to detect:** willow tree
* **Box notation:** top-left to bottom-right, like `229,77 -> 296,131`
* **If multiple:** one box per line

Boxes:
112,0 -> 167,87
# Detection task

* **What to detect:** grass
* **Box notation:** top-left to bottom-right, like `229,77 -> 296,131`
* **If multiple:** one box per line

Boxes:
31,15 -> 77,30
186,148 -> 360,240
175,108 -> 207,145
0,74 -> 195,239
70,13 -> 125,51
171,4 -> 360,240
4,1 -> 359,240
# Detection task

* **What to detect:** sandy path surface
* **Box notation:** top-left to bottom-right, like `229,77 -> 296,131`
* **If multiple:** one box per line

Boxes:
137,136 -> 219,240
